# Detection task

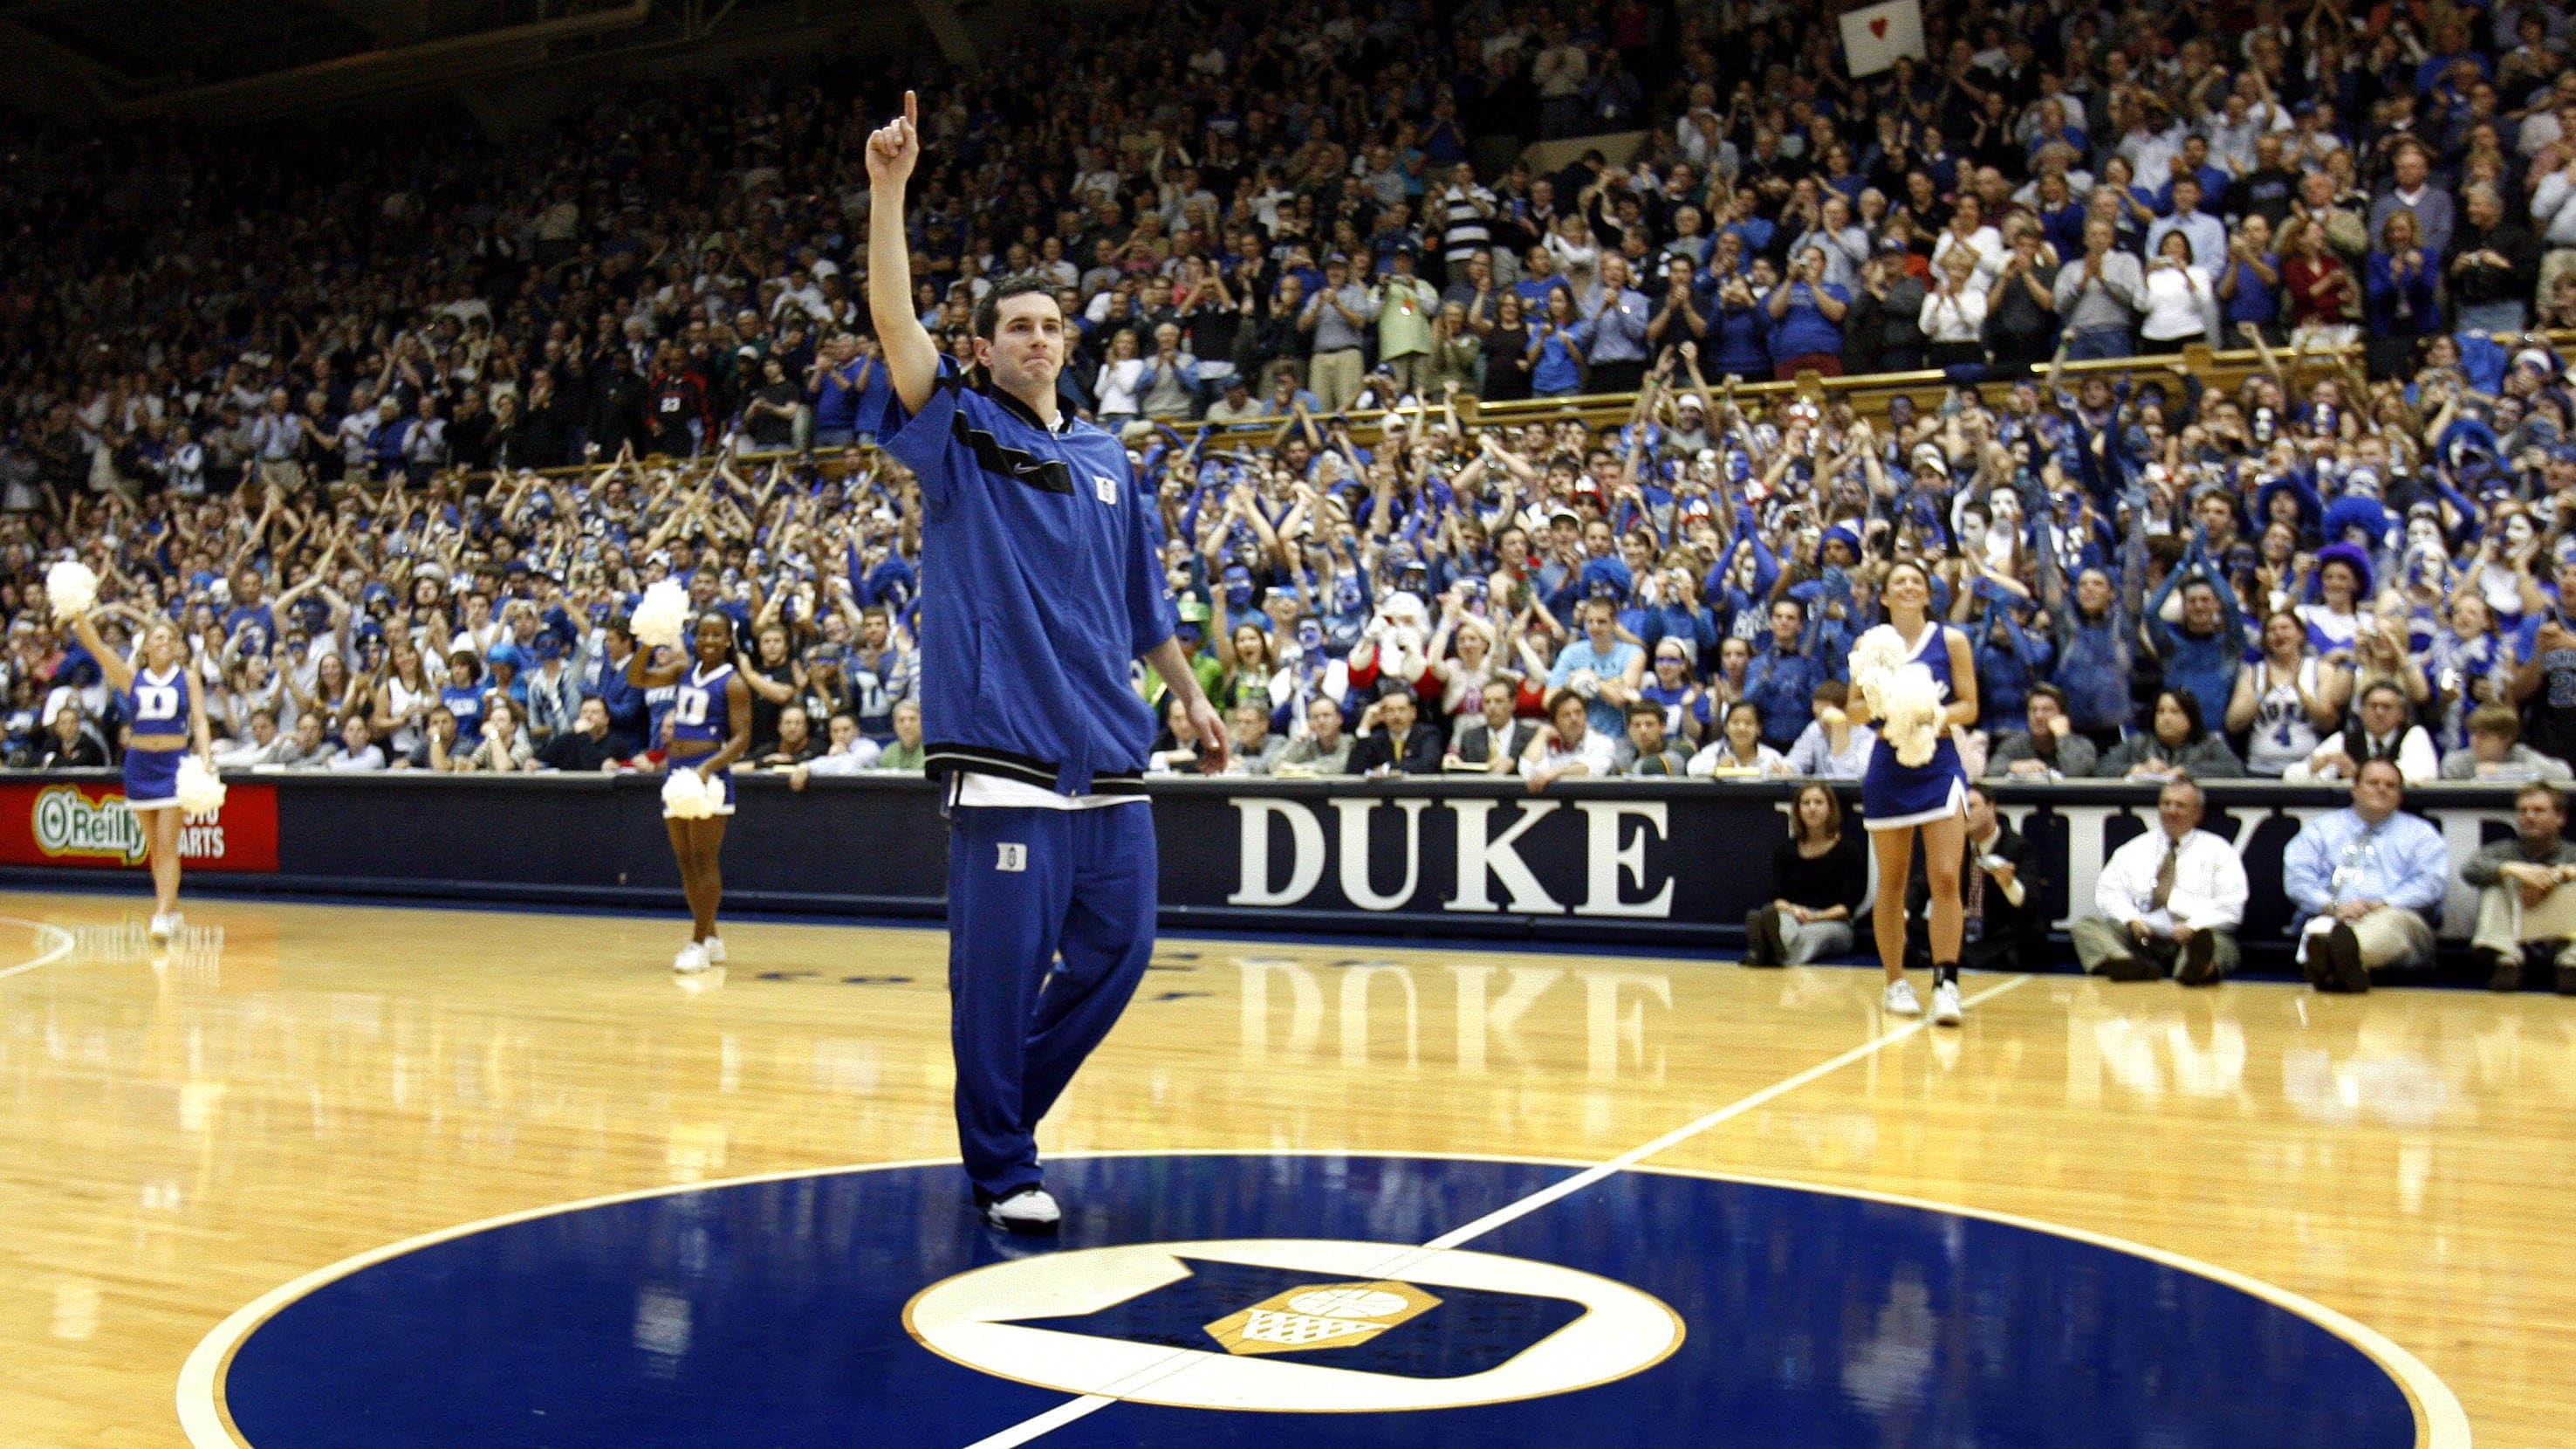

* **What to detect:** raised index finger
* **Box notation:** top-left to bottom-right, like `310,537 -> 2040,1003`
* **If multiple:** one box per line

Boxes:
902,90 -> 918,131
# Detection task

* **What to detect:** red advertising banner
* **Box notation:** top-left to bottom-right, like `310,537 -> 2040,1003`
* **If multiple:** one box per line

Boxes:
0,781 -> 279,872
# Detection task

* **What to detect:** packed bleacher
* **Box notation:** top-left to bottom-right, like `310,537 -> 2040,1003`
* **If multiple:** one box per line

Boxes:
10,0 -> 2576,818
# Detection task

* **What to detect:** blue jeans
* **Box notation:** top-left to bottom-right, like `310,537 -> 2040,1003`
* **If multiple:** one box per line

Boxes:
2063,326 -> 2135,362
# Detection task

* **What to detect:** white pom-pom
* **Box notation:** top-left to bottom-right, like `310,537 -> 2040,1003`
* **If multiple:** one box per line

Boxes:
1874,663 -> 1947,768
631,580 -> 690,651
46,560 -> 98,621
1851,630 -> 1947,768
661,768 -> 716,820
175,757 -> 228,816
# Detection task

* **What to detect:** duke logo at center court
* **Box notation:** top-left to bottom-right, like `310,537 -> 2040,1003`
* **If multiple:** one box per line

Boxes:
902,1238 -> 1682,1413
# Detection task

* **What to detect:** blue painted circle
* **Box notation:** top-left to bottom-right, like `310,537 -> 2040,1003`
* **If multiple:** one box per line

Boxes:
218,1154 -> 2418,1448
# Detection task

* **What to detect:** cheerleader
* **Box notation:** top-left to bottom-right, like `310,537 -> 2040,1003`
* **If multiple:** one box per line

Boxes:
628,615 -> 751,974
1846,560 -> 1979,1026
70,608 -> 214,944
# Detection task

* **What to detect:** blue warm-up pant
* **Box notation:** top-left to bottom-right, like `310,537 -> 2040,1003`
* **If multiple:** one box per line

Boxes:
947,800 -> 1157,1199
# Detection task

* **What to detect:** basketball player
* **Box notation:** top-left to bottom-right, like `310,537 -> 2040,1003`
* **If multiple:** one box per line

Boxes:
1846,560 -> 1977,1026
69,606 -> 214,944
865,92 -> 1230,1233
627,615 -> 750,974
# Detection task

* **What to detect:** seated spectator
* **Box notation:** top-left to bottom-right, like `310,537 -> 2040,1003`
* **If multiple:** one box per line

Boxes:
460,699 -> 535,773
2072,778 -> 2247,985
1448,679 -> 1541,773
1349,689 -> 1446,775
1521,689 -> 1615,792
2461,784 -> 2576,993
323,714 -> 388,773
788,713 -> 882,786
213,709 -> 291,769
2096,689 -> 2246,779
2440,705 -> 2574,782
272,712 -> 332,770
1986,685 -> 2099,779
38,704 -> 108,769
1784,681 -> 1874,779
2283,759 -> 2448,992
1273,697 -> 1353,777
394,707 -> 462,771
538,697 -> 628,773
1744,782 -> 1865,967
2285,681 -> 2439,784
1621,699 -> 1690,777
1909,784 -> 2048,973
1223,701 -> 1285,777
754,704 -> 823,769
1688,699 -> 1788,778
874,699 -> 927,773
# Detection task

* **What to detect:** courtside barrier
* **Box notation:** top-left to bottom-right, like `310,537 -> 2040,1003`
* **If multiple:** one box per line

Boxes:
0,772 -> 2531,965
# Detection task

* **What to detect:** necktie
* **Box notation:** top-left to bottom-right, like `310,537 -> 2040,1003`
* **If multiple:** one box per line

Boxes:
2151,838 -> 2176,913
1965,842 -> 1987,922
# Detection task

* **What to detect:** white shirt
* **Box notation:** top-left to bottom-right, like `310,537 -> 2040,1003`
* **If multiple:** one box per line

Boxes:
2094,826 -> 2249,933
2288,724 -> 2440,786
2138,261 -> 2215,342
1527,725 -> 1617,779
956,772 -> 1142,809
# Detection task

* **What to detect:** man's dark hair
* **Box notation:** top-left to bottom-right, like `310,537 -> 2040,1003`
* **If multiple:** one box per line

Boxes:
2028,682 -> 2068,712
971,276 -> 1059,340
2361,680 -> 2408,708
2518,782 -> 2565,814
1625,699 -> 1665,723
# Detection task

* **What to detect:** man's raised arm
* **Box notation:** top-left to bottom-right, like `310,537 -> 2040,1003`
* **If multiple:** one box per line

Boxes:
865,90 -> 941,415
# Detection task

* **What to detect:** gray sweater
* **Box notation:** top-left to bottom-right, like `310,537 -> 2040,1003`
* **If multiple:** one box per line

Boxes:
2459,834 -> 2576,889
1985,729 -> 2100,779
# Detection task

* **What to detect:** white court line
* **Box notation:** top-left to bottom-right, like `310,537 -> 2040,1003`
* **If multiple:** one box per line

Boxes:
956,973 -> 2037,1449
0,915 -> 78,981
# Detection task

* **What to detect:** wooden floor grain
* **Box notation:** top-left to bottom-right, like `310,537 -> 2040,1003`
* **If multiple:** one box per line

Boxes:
0,891 -> 2565,1447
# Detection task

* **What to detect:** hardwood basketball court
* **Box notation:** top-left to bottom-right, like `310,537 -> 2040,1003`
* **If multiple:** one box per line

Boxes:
0,889 -> 2564,1446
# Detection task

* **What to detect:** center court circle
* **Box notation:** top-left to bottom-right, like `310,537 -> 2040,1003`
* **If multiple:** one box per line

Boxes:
902,1238 -> 1682,1411
195,1152 -> 2448,1449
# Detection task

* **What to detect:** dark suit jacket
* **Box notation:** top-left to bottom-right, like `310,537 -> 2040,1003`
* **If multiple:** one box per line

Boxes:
1346,721 -> 1447,775
1453,718 -> 1540,768
1907,820 -> 2050,972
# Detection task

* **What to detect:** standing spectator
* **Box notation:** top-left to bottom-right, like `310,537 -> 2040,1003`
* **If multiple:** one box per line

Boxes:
1745,597 -> 1823,751
2072,777 -> 2247,984
2449,184 -> 2541,333
2280,212 -> 2361,348
2364,209 -> 2441,379
2139,231 -> 2221,350
2283,759 -> 2449,992
1576,256 -> 1651,395
1920,248 -> 1990,368
1300,255 -> 1376,414
1372,248 -> 1442,398
2367,143 -> 2456,265
1765,246 -> 1850,378
1846,244 -> 1929,373
1983,226 -> 2060,372
2053,219 -> 2145,360
1527,288 -> 1588,396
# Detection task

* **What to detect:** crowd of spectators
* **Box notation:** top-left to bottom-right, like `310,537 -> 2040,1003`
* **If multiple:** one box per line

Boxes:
15,0 -> 2576,978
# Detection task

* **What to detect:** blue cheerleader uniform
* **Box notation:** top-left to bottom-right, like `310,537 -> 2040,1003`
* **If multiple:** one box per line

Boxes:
1859,622 -> 1969,831
121,664 -> 192,812
667,661 -> 736,816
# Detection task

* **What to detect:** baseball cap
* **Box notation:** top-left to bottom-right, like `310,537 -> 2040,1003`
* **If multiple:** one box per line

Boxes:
1176,597 -> 1211,624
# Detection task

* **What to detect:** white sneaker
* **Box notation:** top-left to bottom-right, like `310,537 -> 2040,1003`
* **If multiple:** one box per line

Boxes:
1932,979 -> 1964,1027
1883,979 -> 1922,1016
982,1186 -> 1061,1234
147,911 -> 180,944
702,937 -> 726,965
674,942 -> 710,976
